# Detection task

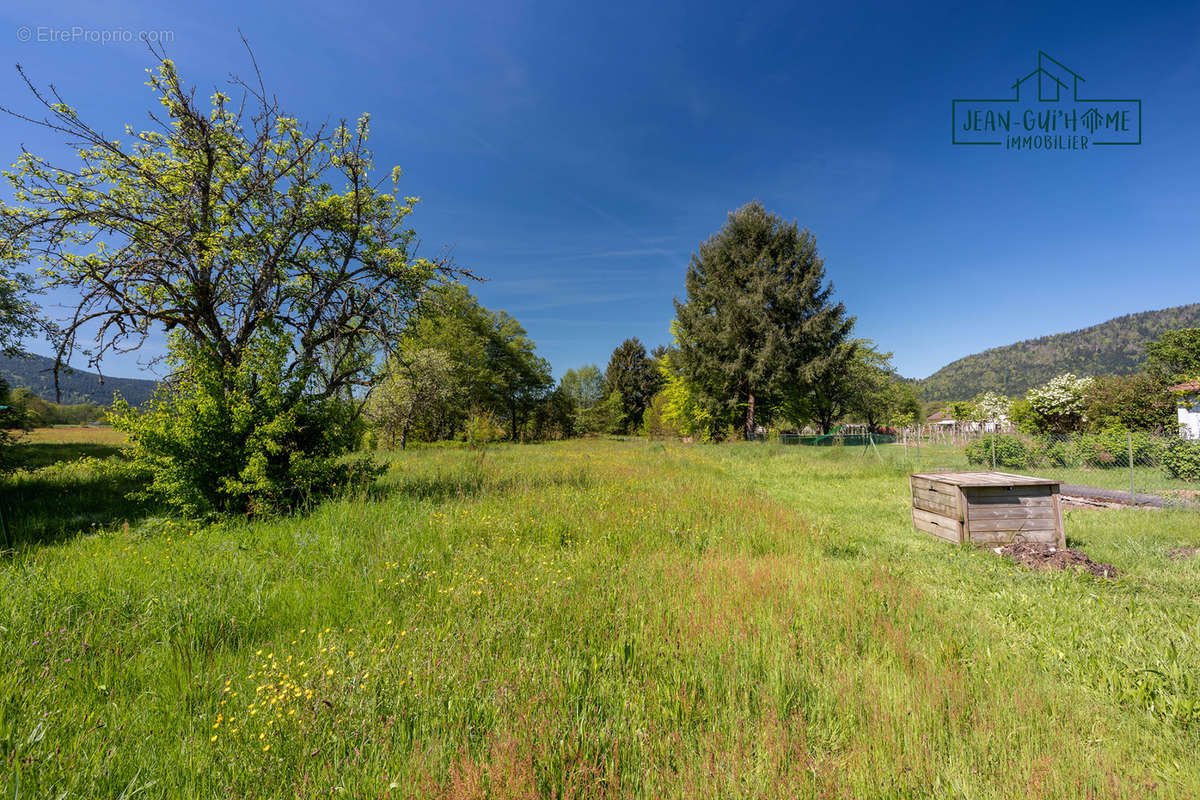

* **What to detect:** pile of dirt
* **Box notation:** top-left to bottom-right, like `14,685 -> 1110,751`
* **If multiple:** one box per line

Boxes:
994,542 -> 1119,579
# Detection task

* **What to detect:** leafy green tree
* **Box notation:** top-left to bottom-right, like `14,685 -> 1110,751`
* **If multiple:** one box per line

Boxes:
891,382 -> 925,427
561,365 -> 605,407
783,339 -> 891,434
368,348 -> 456,449
1083,373 -> 1175,432
949,400 -> 984,423
398,283 -> 553,442
657,333 -> 715,440
8,387 -> 50,428
560,365 -> 606,433
640,391 -> 670,438
531,385 -> 575,440
1146,328 -> 1200,383
486,312 -> 553,440
604,338 -> 660,434
0,227 -> 48,464
841,345 -> 919,432
674,202 -> 852,438
6,387 -> 104,427
1,54 -> 449,513
401,284 -> 494,437
596,391 -> 628,436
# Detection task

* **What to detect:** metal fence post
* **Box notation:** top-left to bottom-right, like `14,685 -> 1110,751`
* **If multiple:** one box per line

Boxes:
1129,431 -> 1136,502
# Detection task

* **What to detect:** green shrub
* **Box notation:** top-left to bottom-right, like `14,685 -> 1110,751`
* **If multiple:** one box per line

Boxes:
965,434 -> 1031,469
1069,429 -> 1167,468
463,408 -> 506,450
1162,438 -> 1200,482
110,330 -> 380,517
1040,437 -> 1081,468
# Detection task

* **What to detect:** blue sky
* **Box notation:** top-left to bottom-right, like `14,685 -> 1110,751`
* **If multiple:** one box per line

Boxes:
3,0 -> 1199,380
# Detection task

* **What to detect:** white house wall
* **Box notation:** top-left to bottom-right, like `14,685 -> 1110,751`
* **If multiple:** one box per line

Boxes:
1180,399 -> 1200,440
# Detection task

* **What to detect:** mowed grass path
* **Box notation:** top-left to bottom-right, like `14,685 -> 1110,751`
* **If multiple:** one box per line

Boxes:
2,440 -> 1199,798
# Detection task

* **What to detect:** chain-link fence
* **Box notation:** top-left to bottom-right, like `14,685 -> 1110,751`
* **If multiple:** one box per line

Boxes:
963,431 -> 1199,505
861,429 -> 1200,508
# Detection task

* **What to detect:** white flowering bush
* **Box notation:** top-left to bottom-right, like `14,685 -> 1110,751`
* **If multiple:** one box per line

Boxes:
977,391 -> 1010,422
1020,374 -> 1094,434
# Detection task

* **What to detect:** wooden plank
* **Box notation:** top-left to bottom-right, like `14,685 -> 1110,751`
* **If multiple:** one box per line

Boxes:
991,472 -> 1060,486
912,482 -> 954,498
910,471 -> 1060,488
1051,491 -> 1067,549
912,507 -> 961,544
965,506 -> 1056,520
912,482 -> 960,506
913,495 -> 960,519
912,506 -> 960,537
966,491 -> 1052,507
968,485 -> 1052,497
968,518 -> 1057,533
910,476 -> 958,497
957,487 -> 969,545
967,499 -> 1053,511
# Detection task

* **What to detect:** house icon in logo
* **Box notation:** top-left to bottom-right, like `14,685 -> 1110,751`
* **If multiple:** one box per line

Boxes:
1010,52 -> 1086,102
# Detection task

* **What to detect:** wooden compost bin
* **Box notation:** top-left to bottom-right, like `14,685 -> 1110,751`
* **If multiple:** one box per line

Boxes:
909,471 -> 1065,548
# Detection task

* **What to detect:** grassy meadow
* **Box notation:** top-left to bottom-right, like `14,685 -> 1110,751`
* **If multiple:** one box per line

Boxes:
2,437 -> 1200,798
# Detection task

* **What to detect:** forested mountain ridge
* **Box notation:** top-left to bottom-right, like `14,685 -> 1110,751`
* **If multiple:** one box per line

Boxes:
917,304 -> 1200,404
0,353 -> 157,406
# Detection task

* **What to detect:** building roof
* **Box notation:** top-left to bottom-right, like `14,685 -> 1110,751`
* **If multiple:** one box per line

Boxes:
1169,380 -> 1200,393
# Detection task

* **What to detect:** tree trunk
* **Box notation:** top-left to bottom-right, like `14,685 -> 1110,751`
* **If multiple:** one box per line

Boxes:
745,392 -> 756,440
400,420 -> 410,450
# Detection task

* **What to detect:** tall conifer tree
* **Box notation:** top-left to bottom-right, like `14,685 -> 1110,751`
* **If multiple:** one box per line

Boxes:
673,202 -> 853,437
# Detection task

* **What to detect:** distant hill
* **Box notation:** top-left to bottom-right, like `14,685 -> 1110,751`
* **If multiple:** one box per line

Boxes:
917,304 -> 1200,405
0,353 -> 158,406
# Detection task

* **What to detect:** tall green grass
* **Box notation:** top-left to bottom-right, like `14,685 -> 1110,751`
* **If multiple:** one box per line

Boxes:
2,440 -> 1198,797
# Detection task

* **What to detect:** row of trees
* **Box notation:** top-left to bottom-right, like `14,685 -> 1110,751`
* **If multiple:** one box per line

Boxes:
5,386 -> 106,427
373,202 -> 923,447
368,310 -> 677,447
559,338 -> 665,436
366,283 -> 561,447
